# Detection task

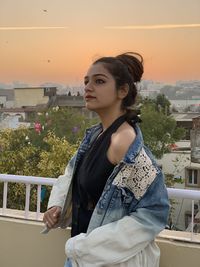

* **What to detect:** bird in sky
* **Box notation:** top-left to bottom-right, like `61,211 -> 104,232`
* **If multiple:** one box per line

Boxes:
41,59 -> 51,63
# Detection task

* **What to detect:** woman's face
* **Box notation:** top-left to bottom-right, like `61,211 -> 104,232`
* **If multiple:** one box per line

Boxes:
84,63 -> 122,113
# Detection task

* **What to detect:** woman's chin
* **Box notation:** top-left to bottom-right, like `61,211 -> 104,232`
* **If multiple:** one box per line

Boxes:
85,103 -> 96,111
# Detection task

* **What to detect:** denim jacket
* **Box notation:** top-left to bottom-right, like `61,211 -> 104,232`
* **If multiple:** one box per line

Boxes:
46,122 -> 169,267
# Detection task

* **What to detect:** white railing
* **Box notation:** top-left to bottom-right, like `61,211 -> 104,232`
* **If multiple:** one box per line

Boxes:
1,174 -> 200,241
0,174 -> 56,220
168,187 -> 200,242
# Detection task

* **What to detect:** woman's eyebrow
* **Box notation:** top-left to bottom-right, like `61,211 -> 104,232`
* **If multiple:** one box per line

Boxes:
84,73 -> 109,79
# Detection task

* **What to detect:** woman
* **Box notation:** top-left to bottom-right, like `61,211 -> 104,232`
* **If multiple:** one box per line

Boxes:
43,52 -> 169,267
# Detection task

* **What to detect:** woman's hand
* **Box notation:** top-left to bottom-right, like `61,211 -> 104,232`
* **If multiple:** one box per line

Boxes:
43,206 -> 62,229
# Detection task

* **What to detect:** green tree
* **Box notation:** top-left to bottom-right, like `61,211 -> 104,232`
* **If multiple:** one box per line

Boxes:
0,127 -> 40,175
35,132 -> 78,212
0,128 -> 78,211
155,94 -> 171,115
29,107 -> 98,145
0,108 -> 98,212
0,127 -> 41,210
38,131 -> 78,178
140,103 -> 185,158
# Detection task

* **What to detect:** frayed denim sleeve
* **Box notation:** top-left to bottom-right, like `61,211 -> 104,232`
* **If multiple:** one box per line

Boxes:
47,153 -> 77,209
64,259 -> 71,267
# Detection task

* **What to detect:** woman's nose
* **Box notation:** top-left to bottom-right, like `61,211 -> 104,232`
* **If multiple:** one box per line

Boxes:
84,82 -> 93,92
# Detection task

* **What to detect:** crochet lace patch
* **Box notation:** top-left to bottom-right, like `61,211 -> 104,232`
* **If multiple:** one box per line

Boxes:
113,148 -> 158,200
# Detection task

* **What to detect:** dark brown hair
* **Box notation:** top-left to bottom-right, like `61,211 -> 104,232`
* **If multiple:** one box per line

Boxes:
93,52 -> 143,113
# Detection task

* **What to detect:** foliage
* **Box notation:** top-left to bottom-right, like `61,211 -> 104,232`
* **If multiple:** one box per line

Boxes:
140,102 -> 185,158
0,101 -> 185,214
155,94 -> 171,115
29,106 -> 98,144
141,93 -> 171,115
0,107 -> 97,212
0,127 -> 39,210
0,127 -> 40,175
0,129 -> 78,211
37,132 -> 77,178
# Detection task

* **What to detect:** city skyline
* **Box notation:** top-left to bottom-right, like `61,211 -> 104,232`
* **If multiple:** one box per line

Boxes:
0,0 -> 200,86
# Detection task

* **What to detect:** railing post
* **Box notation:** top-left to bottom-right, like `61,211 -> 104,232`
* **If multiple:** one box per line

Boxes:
36,185 -> 41,220
3,182 -> 8,215
25,184 -> 31,219
191,200 -> 194,241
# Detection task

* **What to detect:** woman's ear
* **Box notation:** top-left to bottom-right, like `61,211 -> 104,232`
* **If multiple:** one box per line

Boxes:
117,83 -> 129,100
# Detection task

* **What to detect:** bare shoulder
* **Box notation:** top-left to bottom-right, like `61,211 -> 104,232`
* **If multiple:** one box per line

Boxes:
107,122 -> 136,165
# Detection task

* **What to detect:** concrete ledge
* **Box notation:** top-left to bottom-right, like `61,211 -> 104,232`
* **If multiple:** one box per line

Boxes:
158,229 -> 200,243
0,208 -> 43,221
157,237 -> 200,267
0,217 -> 70,267
1,217 -> 200,267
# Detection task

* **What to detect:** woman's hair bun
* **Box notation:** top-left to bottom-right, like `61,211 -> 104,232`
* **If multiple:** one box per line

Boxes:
116,52 -> 144,83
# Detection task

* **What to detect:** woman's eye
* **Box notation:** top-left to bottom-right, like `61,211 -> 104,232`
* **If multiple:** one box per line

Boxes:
84,80 -> 88,85
96,79 -> 105,84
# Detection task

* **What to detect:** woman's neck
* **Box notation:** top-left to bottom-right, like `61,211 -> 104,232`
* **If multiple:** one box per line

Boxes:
97,110 -> 126,131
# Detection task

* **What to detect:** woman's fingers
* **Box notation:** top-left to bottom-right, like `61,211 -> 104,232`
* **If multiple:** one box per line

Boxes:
43,206 -> 62,228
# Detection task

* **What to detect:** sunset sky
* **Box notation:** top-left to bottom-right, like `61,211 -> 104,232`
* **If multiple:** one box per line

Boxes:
0,0 -> 200,86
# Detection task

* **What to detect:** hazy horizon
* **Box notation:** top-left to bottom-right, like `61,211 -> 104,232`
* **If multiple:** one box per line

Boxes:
1,79 -> 200,91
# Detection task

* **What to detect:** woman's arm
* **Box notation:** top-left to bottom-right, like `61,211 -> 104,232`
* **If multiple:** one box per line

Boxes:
65,171 -> 169,266
65,206 -> 167,266
47,153 -> 77,209
41,154 -> 77,233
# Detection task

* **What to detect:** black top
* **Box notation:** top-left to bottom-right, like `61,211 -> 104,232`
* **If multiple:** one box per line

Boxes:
71,115 -> 127,236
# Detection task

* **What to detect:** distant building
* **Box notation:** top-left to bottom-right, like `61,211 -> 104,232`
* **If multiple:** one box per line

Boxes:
171,112 -> 200,139
52,94 -> 96,119
0,89 -> 14,108
191,116 -> 200,164
170,99 -> 200,112
0,113 -> 30,130
139,89 -> 160,99
14,87 -> 56,108
53,95 -> 84,108
158,147 -> 200,231
0,106 -> 47,130
158,115 -> 200,232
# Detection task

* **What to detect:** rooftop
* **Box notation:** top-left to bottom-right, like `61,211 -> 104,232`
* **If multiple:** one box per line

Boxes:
14,86 -> 57,90
172,112 -> 200,121
0,89 -> 14,101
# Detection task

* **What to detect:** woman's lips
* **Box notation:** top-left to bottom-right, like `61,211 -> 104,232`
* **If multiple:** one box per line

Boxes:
85,95 -> 96,100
